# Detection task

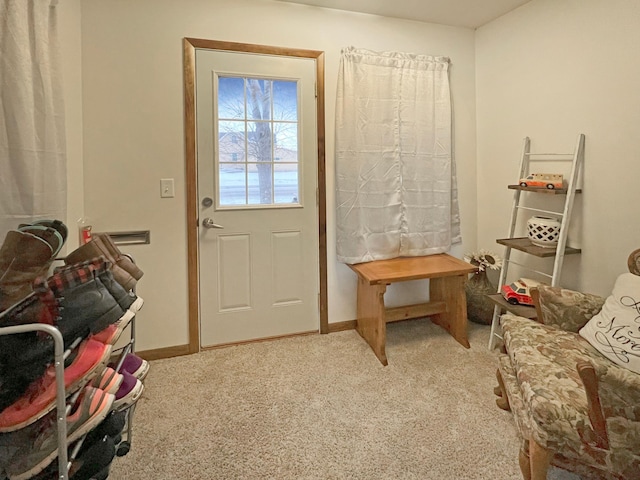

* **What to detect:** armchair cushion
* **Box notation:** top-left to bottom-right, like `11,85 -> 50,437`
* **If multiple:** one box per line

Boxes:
594,360 -> 640,421
535,285 -> 605,332
579,273 -> 640,374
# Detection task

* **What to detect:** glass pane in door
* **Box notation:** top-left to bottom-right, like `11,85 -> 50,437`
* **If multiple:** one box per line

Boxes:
216,75 -> 300,207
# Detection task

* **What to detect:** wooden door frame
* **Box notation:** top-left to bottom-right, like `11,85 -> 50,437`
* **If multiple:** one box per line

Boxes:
183,38 -> 328,354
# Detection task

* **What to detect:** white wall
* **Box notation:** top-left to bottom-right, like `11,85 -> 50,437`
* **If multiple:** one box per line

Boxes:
476,0 -> 640,296
72,0 -> 477,351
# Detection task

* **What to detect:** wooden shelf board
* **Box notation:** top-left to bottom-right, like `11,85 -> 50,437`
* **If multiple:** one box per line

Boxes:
507,185 -> 582,194
486,293 -> 538,319
496,237 -> 581,258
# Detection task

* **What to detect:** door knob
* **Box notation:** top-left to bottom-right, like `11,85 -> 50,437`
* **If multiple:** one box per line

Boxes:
202,218 -> 224,229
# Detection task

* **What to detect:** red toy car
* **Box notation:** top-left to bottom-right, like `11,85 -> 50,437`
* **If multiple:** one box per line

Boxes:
501,278 -> 541,306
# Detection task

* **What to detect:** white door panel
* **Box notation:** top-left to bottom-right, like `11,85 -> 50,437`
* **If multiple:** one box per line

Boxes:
196,49 -> 319,347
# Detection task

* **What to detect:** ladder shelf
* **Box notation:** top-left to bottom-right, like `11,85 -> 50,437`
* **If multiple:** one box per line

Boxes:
487,134 -> 585,349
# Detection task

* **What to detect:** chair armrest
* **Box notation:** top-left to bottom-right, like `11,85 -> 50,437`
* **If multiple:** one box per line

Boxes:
577,359 -> 640,453
577,360 -> 609,449
532,285 -> 605,332
592,360 -> 640,421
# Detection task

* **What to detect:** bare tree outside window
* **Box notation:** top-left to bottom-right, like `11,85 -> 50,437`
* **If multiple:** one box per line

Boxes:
247,79 -> 273,204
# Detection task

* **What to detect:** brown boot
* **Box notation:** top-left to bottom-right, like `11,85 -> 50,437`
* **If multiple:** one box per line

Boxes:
17,224 -> 65,260
19,219 -> 68,249
65,240 -> 136,291
94,233 -> 143,280
0,231 -> 55,311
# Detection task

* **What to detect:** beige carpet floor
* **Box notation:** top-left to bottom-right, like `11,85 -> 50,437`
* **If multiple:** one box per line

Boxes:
109,320 -> 579,479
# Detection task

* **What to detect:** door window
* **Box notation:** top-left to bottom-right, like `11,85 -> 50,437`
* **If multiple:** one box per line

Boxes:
217,76 -> 300,207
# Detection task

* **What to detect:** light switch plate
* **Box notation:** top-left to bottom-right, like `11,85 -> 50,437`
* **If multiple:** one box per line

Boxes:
160,178 -> 175,198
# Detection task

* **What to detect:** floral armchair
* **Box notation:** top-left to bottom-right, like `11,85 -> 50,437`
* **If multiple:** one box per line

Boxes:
494,250 -> 640,480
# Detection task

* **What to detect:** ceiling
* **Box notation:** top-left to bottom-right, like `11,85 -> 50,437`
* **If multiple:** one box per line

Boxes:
275,0 -> 532,29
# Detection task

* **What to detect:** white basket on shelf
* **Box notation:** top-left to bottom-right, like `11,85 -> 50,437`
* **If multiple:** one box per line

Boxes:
527,216 -> 561,248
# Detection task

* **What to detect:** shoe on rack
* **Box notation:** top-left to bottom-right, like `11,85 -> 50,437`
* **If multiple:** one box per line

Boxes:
57,257 -> 144,313
5,386 -> 114,480
0,281 -> 58,369
0,427 -> 23,473
0,288 -> 60,412
19,219 -> 68,246
0,279 -> 57,354
90,318 -> 132,347
17,224 -> 65,259
87,464 -> 111,480
45,262 -> 135,346
86,409 -> 126,441
112,371 -> 144,411
109,353 -> 149,381
65,240 -> 137,292
0,339 -> 112,432
97,266 -> 144,313
0,283 -> 56,328
27,434 -> 116,480
28,410 -> 126,478
55,257 -> 143,314
70,434 -> 116,480
93,233 -> 144,281
91,367 -> 123,395
0,230 -> 55,311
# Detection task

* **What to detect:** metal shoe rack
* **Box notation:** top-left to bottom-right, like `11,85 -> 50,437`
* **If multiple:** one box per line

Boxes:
0,256 -> 141,480
0,319 -> 71,479
113,253 -> 138,457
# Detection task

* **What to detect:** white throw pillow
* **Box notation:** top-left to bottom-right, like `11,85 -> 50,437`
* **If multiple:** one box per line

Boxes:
579,273 -> 640,374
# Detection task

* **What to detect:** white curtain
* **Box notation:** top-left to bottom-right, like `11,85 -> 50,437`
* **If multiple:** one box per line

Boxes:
0,0 -> 67,236
335,46 -> 460,264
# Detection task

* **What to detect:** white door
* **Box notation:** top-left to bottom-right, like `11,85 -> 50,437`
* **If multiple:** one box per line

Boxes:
196,49 -> 319,347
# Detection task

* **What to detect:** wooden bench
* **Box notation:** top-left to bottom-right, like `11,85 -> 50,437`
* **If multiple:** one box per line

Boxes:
348,254 -> 477,365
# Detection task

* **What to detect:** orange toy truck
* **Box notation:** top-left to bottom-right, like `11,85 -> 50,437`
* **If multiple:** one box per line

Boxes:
518,173 -> 564,189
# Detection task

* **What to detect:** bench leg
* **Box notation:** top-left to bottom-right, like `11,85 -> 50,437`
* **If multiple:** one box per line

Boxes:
355,277 -> 388,365
429,274 -> 470,348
